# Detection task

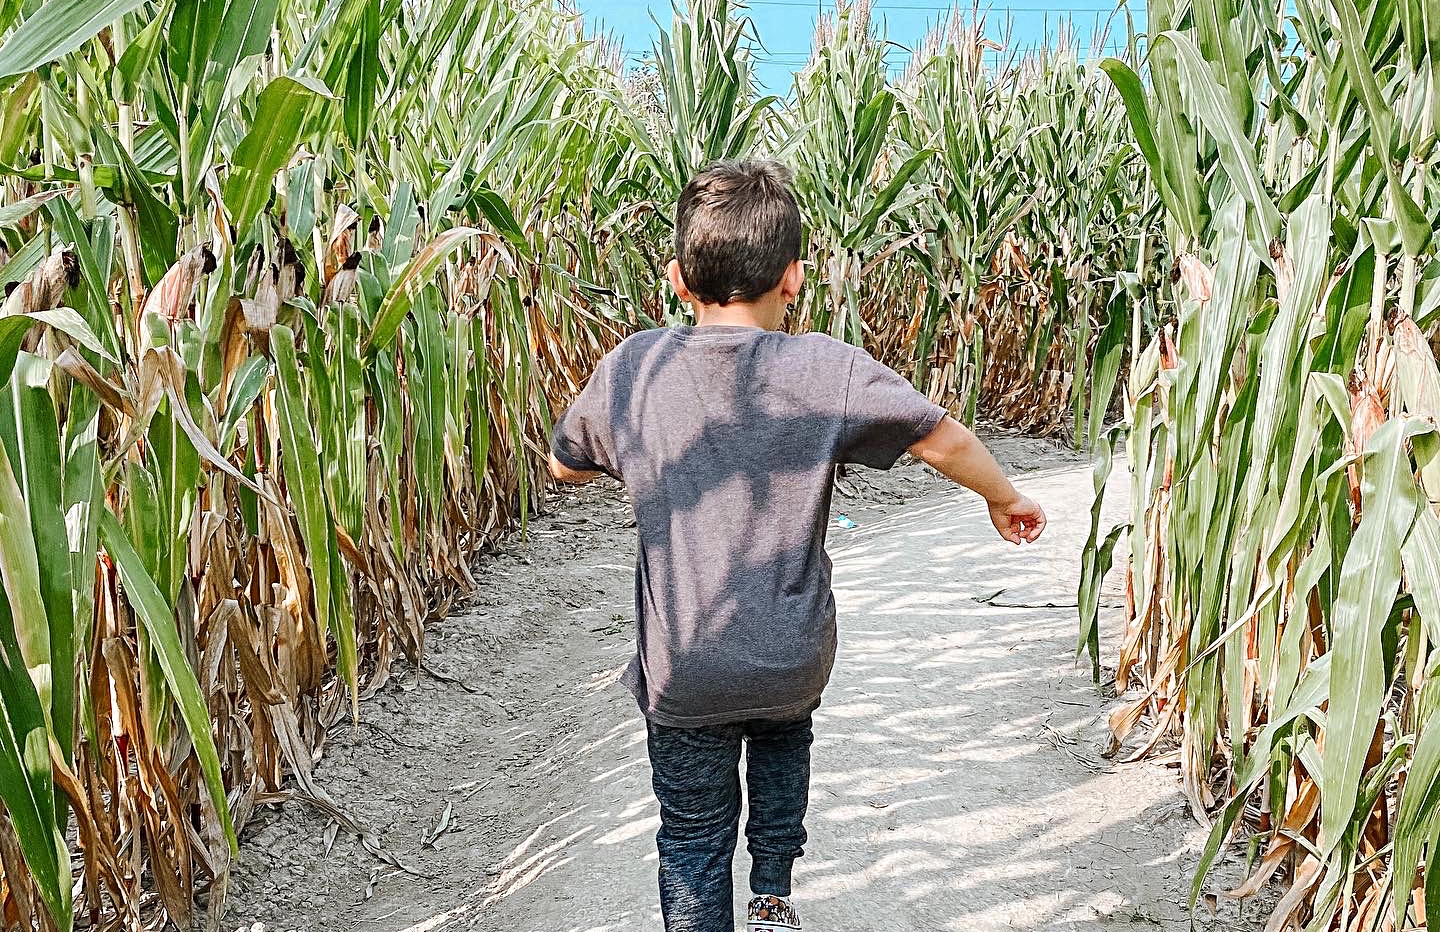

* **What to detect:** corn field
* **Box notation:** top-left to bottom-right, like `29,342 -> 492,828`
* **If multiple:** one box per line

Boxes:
4,0 -> 1431,928
0,0 -> 1146,926
1077,0 -> 1440,926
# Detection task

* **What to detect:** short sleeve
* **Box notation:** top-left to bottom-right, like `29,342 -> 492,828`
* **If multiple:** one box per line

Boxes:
839,349 -> 947,469
551,354 -> 621,480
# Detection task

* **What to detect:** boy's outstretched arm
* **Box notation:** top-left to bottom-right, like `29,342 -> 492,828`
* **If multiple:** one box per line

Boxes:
908,417 -> 1047,545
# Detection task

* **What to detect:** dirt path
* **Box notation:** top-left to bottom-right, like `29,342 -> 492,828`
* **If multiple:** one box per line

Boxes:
226,436 -> 1262,932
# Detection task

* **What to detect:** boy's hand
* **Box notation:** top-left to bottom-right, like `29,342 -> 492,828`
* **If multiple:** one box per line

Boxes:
988,494 -> 1046,545
909,418 -> 1046,544
549,452 -> 603,485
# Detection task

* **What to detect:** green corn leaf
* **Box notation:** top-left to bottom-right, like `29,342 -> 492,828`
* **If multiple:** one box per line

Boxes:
1077,425 -> 1130,679
0,0 -> 151,79
1098,58 -> 1162,181
0,71 -> 38,166
219,356 -> 270,452
171,0 -> 278,103
2,354 -> 75,759
112,0 -> 172,105
224,75 -> 333,235
1157,31 -> 1282,246
42,197 -> 123,360
98,508 -> 235,852
342,0 -> 381,148
105,135 -> 178,287
1191,791 -> 1250,909
845,147 -> 935,250
0,594 -> 70,931
1320,419 -> 1432,850
0,395 -> 51,721
424,134 -> 483,228
60,388 -> 101,759
364,227 -> 481,355
1328,0 -> 1434,256
1086,288 -> 1129,453
1395,665 -> 1440,927
1404,503 -> 1440,645
469,187 -> 529,255
270,325 -> 355,702
379,181 -> 419,267
171,0 -> 282,203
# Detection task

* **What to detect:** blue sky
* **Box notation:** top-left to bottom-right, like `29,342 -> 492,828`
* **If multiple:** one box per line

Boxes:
581,0 -> 1147,95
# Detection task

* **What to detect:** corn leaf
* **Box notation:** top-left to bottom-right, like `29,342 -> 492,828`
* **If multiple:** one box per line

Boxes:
0,0 -> 150,79
270,324 -> 355,700
0,593 -> 69,930
98,510 -> 235,851
224,75 -> 332,235
1158,31 -> 1281,246
363,226 -> 481,354
1321,419 -> 1431,849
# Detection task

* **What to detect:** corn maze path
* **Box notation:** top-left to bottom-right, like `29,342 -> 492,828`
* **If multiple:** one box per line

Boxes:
227,436 -> 1265,932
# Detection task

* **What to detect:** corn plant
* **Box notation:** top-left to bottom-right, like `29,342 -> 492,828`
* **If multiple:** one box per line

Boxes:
785,1 -> 934,347
0,0 -> 630,926
1087,0 -> 1440,925
0,0 -> 1213,926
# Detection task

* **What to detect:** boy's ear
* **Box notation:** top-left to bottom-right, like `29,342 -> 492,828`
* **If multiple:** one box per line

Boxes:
667,260 -> 694,304
780,259 -> 804,302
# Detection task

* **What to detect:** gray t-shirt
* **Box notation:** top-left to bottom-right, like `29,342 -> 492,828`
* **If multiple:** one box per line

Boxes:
551,325 -> 946,727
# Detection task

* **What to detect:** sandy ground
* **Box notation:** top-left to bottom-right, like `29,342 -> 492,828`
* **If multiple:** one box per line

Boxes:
224,433 -> 1268,932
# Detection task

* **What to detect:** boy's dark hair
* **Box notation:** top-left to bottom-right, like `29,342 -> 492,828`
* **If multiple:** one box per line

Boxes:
674,160 -> 802,306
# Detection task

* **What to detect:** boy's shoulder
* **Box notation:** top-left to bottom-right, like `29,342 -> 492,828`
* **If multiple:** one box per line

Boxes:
601,326 -> 865,371
772,331 -> 871,371
615,326 -> 860,353
599,328 -> 671,372
787,330 -> 860,354
614,328 -> 672,352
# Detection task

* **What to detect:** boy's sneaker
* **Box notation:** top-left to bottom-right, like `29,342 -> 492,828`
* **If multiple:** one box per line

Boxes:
747,894 -> 801,931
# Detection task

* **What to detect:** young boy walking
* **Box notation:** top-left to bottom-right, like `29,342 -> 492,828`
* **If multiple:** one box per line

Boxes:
548,160 -> 1046,932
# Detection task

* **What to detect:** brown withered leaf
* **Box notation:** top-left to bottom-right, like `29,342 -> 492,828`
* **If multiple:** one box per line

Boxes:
145,816 -> 193,930
0,817 -> 36,930
241,266 -> 280,334
1392,310 -> 1440,421
203,169 -> 232,250
1224,779 -> 1320,898
1259,857 -> 1323,932
55,348 -> 132,415
218,296 -> 254,397
150,347 -> 278,503
110,345 -> 168,458
322,252 -> 360,306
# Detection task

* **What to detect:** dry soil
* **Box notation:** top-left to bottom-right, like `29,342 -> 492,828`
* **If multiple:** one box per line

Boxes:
224,432 -> 1268,932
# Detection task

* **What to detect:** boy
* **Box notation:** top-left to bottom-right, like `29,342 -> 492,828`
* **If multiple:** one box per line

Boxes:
548,160 -> 1046,932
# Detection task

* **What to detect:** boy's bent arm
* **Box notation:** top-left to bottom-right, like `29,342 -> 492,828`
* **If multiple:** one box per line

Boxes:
908,417 -> 1046,544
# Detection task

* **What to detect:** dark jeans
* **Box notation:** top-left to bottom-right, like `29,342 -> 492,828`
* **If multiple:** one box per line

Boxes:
646,715 -> 813,932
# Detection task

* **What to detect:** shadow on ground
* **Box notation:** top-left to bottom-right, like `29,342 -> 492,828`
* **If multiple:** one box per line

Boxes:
225,442 -> 1267,932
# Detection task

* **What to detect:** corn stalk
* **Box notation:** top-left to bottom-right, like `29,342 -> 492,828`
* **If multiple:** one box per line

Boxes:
1087,0 -> 1440,925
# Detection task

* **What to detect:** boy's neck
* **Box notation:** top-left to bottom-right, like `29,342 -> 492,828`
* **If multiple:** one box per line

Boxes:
693,300 -> 785,331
